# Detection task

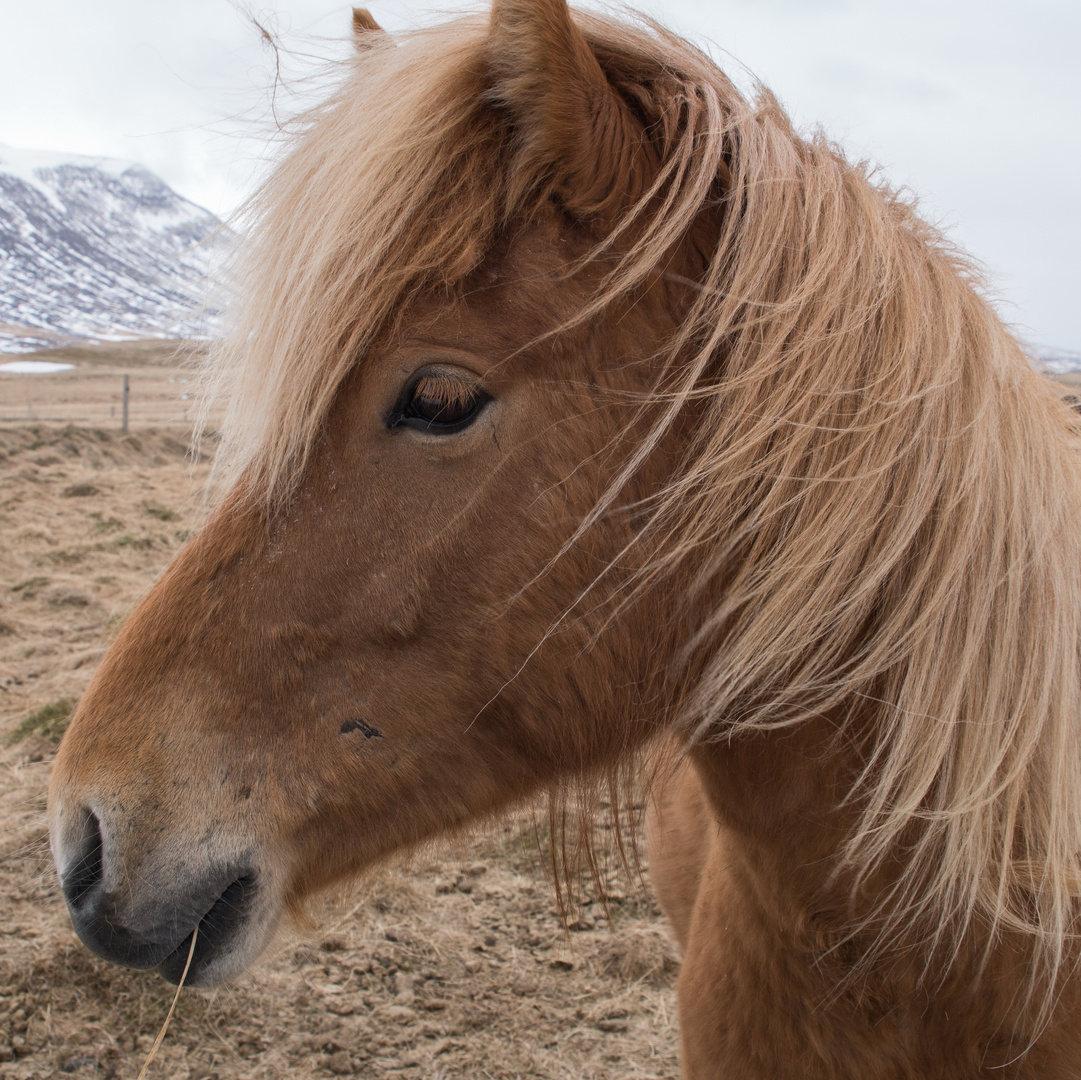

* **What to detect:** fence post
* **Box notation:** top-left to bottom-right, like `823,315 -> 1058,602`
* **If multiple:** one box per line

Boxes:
121,375 -> 130,433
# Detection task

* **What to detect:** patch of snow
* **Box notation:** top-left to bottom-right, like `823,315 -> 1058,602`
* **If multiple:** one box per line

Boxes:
0,360 -> 75,373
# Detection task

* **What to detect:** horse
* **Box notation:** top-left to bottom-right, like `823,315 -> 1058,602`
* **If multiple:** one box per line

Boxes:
47,0 -> 1081,1075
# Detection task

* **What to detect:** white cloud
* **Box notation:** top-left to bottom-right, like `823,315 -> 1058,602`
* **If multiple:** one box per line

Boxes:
1,0 -> 1077,348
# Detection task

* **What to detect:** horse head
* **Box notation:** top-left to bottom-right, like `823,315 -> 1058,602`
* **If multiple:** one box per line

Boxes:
48,0 -> 1081,1072
48,0 -> 713,987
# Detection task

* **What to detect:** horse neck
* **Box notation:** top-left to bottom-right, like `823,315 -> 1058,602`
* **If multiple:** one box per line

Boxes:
679,722 -> 1081,1074
686,711 -> 998,987
688,714 -> 858,907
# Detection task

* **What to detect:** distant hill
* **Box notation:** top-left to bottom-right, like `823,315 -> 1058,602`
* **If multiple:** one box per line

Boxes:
0,142 -> 230,354
1033,345 -> 1081,375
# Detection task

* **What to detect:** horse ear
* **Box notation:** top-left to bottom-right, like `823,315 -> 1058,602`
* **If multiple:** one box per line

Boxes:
352,7 -> 385,48
487,0 -> 656,218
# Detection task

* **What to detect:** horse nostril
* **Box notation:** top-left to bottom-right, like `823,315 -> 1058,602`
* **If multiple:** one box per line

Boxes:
62,809 -> 103,911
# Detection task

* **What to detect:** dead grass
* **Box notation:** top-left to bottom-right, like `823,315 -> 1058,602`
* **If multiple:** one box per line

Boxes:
0,414 -> 682,1079
0,340 -> 214,430
6,699 -> 74,747
4,356 -> 1078,1077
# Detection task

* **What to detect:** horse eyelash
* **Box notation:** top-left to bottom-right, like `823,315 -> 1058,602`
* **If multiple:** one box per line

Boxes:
386,372 -> 490,431
411,374 -> 477,410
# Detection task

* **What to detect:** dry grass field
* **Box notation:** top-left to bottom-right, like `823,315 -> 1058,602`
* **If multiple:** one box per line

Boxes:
0,344 -> 682,1080
0,342 -> 207,430
5,343 -> 1077,1080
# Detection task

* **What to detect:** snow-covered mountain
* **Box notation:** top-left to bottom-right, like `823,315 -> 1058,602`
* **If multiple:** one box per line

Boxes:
1033,346 -> 1081,375
0,142 -> 230,354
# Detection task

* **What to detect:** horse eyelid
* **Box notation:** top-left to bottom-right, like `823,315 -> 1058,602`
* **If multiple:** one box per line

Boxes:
385,372 -> 492,434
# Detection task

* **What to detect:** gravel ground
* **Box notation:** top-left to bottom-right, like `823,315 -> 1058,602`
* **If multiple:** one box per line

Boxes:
0,419 -> 682,1080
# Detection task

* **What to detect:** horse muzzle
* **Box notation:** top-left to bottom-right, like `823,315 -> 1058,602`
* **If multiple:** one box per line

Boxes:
51,802 -> 278,987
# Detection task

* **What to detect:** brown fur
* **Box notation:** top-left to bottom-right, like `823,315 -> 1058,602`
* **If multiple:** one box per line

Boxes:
351,7 -> 381,36
48,0 -> 1081,1075
351,8 -> 385,49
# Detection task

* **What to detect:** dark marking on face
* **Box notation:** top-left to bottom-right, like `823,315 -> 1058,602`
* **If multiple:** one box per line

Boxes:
340,718 -> 383,739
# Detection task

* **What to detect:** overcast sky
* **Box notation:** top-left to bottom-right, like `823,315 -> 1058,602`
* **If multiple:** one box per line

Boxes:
1,0 -> 1078,350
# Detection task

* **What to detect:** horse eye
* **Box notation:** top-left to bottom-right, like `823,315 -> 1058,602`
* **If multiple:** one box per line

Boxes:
389,373 -> 490,434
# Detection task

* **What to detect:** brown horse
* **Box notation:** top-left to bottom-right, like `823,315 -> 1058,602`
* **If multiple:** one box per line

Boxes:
47,0 -> 1081,1075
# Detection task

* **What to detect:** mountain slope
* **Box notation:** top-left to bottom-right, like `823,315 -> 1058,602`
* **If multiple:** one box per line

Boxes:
1034,346 -> 1081,376
0,143 -> 229,353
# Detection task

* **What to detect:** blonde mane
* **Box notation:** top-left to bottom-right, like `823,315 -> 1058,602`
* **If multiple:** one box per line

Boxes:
205,7 -> 1081,1007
